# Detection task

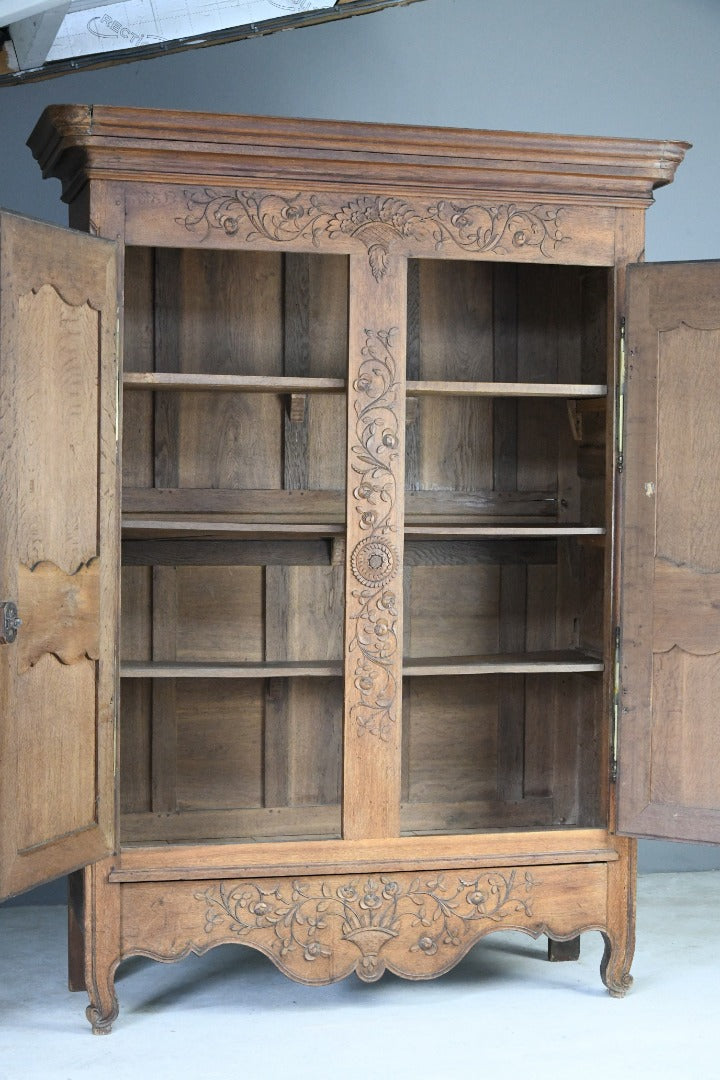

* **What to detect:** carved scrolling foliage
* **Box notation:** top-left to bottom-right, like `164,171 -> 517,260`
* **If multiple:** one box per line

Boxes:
348,329 -> 401,742
179,190 -> 569,275
195,870 -> 537,983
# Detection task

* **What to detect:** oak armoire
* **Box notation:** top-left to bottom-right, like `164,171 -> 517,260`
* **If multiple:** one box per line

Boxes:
1,105 -> 718,1033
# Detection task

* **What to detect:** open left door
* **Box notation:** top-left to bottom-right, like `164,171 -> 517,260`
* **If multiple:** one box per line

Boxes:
618,260 -> 720,843
0,209 -> 119,899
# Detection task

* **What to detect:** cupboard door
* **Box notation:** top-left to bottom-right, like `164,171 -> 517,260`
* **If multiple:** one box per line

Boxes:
619,260 -> 720,843
0,210 -> 120,899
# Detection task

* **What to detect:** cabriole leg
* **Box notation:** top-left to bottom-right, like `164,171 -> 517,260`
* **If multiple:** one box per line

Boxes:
600,836 -> 636,997
83,859 -> 121,1034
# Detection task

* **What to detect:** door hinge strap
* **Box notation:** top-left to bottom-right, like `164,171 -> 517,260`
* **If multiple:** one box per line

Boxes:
611,624 -> 621,782
616,318 -> 627,473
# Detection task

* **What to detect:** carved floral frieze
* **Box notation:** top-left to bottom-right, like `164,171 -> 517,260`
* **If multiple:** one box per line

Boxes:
178,189 -> 569,273
195,870 -> 538,982
347,328 -> 402,741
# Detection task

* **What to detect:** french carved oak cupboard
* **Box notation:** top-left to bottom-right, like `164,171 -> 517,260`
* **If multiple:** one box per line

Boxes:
1,106 -> 718,1032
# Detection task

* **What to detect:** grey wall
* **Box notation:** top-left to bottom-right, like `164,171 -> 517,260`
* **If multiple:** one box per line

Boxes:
1,0 -> 719,903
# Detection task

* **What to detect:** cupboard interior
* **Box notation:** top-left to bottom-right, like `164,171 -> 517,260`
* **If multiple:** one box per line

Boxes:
119,247 -> 611,844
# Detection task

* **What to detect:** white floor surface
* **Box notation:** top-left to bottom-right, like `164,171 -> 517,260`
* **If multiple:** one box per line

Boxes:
0,871 -> 718,1080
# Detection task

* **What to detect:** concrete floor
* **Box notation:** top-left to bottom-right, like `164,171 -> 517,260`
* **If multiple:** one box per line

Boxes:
0,871 -> 717,1080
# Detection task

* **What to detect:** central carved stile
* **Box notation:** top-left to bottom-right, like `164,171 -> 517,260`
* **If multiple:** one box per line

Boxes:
347,327 -> 402,742
342,253 -> 406,840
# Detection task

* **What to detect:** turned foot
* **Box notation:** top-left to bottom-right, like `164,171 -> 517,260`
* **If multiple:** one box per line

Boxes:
600,932 -> 634,997
85,957 -> 120,1034
86,999 -> 119,1035
548,936 -> 581,962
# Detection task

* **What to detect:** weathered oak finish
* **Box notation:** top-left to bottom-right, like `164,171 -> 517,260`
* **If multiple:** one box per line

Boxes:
619,262 -> 720,842
343,255 -> 406,839
6,105 -> 702,1028
0,210 -> 119,901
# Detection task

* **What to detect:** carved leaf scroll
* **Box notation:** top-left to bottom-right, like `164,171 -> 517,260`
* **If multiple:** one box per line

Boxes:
178,189 -> 568,272
347,328 -> 402,741
427,201 -> 568,257
195,870 -> 537,983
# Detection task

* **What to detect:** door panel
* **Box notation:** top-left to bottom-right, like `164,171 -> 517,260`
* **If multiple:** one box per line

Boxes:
0,210 -> 119,900
619,261 -> 720,842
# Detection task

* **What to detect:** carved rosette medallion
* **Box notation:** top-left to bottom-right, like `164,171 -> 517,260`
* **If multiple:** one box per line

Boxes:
347,328 -> 402,742
194,870 -> 538,983
178,189 -> 568,269
350,537 -> 398,589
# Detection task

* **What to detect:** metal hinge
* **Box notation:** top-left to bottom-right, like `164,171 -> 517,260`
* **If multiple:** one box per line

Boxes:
611,625 -> 621,782
616,318 -> 627,473
0,601 -> 21,645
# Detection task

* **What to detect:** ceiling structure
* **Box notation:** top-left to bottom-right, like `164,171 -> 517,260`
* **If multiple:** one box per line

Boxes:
0,0 -> 424,84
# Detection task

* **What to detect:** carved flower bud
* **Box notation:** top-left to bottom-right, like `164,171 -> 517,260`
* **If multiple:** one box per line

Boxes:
417,936 -> 437,955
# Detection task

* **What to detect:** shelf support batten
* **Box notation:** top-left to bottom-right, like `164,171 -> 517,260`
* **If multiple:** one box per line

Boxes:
343,254 -> 407,840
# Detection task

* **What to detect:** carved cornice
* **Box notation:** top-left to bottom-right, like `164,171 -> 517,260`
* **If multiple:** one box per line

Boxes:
29,105 -> 689,208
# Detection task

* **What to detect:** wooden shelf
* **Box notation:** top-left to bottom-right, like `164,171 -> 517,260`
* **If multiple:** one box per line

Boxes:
122,514 -> 603,541
121,651 -> 603,680
121,661 -> 343,678
122,488 -> 558,521
123,373 -> 345,393
403,651 -> 604,675
122,516 -> 345,540
123,374 -> 607,399
405,524 -> 606,538
406,380 -> 607,398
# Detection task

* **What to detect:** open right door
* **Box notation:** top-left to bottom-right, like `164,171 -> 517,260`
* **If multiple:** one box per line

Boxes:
618,260 -> 720,843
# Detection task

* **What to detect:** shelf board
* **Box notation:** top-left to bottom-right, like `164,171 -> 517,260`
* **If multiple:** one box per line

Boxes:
123,374 -> 607,399
404,651 -> 604,675
406,380 -> 607,398
121,651 -> 603,680
121,660 -> 343,679
404,524 -> 606,538
122,487 -> 557,520
123,373 -> 345,393
122,517 -> 345,540
122,515 -> 602,541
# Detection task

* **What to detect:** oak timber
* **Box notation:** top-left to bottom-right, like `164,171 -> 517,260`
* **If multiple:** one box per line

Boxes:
14,105 -> 694,1025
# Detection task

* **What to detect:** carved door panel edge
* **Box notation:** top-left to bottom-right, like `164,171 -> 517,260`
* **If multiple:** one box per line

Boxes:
618,260 -> 720,844
0,209 -> 120,900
